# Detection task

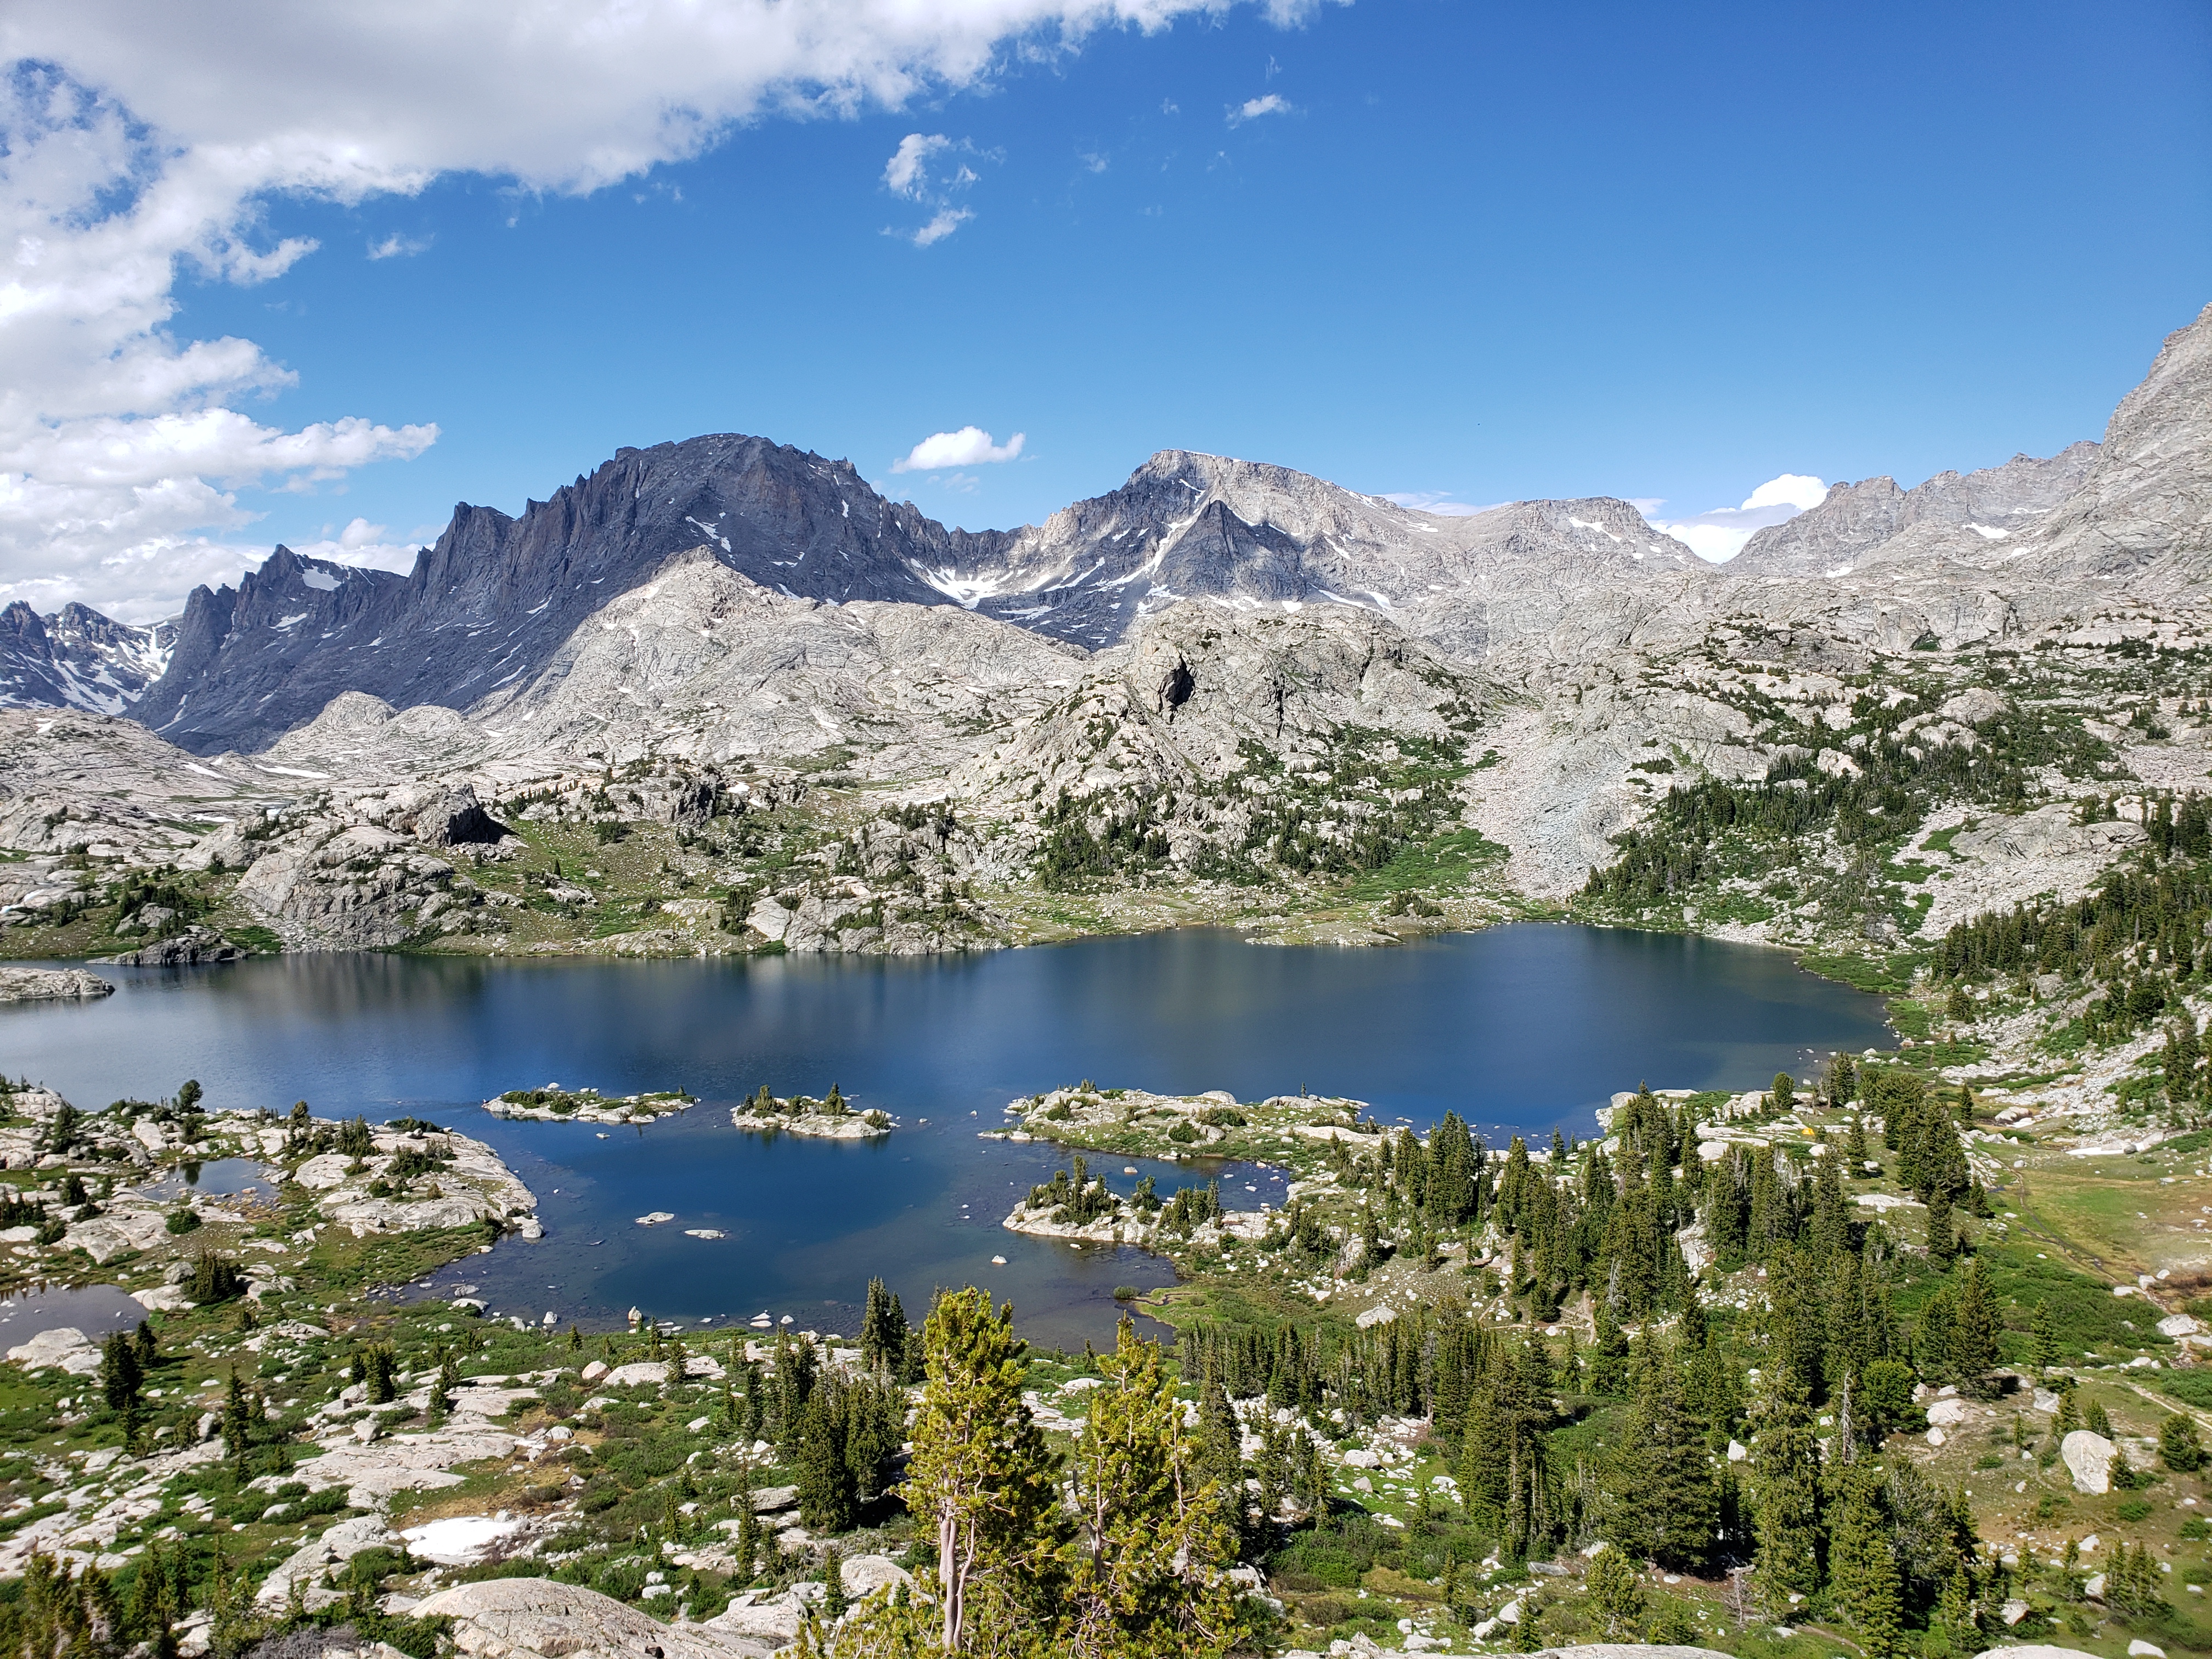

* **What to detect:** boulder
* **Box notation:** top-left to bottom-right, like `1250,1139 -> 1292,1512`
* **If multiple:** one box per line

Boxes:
256,1515 -> 398,1609
101,926 -> 246,967
0,967 -> 113,1003
5,1326 -> 101,1374
64,1207 -> 170,1265
411,1578 -> 746,1659
703,1585 -> 822,1647
2062,1430 -> 2117,1494
840,1554 -> 914,1599
602,1361 -> 670,1388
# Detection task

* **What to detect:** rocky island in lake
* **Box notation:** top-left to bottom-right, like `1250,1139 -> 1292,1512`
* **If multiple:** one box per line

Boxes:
988,1080 -> 1375,1169
729,1084 -> 893,1139
482,1084 -> 696,1125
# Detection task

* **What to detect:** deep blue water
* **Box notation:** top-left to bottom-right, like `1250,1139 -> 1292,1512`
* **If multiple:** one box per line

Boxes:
0,926 -> 1888,1346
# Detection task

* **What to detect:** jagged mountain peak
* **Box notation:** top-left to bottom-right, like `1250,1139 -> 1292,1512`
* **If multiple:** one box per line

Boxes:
0,600 -> 176,716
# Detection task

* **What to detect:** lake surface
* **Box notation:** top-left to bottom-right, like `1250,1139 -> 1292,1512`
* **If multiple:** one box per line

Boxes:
1,925 -> 1889,1346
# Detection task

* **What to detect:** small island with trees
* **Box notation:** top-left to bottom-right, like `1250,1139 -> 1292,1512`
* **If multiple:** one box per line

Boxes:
730,1082 -> 894,1140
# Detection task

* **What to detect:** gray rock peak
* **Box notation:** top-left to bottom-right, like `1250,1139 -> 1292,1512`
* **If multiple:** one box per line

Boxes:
1731,442 -> 2100,578
0,601 -> 175,715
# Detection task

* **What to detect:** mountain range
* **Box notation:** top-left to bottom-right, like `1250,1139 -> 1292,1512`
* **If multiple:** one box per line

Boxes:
8,300 -> 2205,762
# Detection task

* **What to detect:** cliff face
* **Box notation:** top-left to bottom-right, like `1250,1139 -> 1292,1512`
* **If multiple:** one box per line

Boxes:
132,437 -> 974,753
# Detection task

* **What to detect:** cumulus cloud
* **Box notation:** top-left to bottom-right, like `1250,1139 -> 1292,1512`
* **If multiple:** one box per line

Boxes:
1644,473 -> 1831,563
284,516 -> 434,572
891,426 -> 1026,472
1,1 -> 1311,617
1228,92 -> 1293,125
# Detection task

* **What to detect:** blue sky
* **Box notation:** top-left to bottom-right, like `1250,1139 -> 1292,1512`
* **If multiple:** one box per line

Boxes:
5,0 -> 2209,617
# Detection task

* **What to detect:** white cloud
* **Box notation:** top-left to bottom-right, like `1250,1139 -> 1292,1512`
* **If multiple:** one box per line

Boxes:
1228,92 -> 1293,125
884,133 -> 953,199
1742,473 -> 1830,512
881,132 -> 992,244
367,231 -> 432,259
285,516 -> 432,572
1,2 -> 1317,618
907,207 -> 975,247
891,426 -> 1026,472
1644,473 -> 1831,563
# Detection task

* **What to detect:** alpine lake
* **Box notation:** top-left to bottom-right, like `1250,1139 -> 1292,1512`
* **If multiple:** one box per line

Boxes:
1,924 -> 1889,1350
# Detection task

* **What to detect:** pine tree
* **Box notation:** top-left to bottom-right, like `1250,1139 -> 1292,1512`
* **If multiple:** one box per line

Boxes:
1844,1114 -> 1870,1168
1602,1337 -> 1716,1570
1916,1284 -> 1958,1383
1827,1469 -> 1903,1658
733,1480 -> 761,1584
904,1288 -> 1067,1651
1589,1300 -> 1629,1397
1928,1561 -> 1976,1658
1953,1261 -> 1999,1384
1925,1186 -> 1957,1269
2030,1301 -> 2058,1374
860,1277 -> 908,1374
1584,1544 -> 1647,1638
1749,1364 -> 1824,1602
2053,1383 -> 2083,1437
2086,1397 -> 2114,1439
2159,1413 -> 2207,1472
1063,1319 -> 1244,1658
100,1330 -> 142,1417
220,1368 -> 252,1469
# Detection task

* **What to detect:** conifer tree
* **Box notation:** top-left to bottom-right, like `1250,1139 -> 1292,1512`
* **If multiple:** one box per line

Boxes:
1844,1114 -> 1870,1168
797,1387 -> 862,1532
1953,1261 -> 1999,1383
860,1278 -> 908,1374
1749,1364 -> 1824,1602
905,1288 -> 1066,1652
2030,1301 -> 2058,1375
1584,1544 -> 1647,1639
2160,1412 -> 2207,1472
1827,1469 -> 1903,1658
1603,1337 -> 1716,1570
220,1369 -> 252,1469
1063,1319 -> 1243,1658
1925,1186 -> 1957,1270
2086,1397 -> 2114,1439
1916,1283 -> 1958,1382
1589,1300 -> 1629,1397
2053,1382 -> 2083,1437
1195,1376 -> 1245,1541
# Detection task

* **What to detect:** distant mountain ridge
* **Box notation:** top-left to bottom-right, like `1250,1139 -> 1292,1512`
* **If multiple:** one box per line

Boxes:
0,603 -> 176,716
28,299 -> 2212,756
125,437 -> 1702,754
